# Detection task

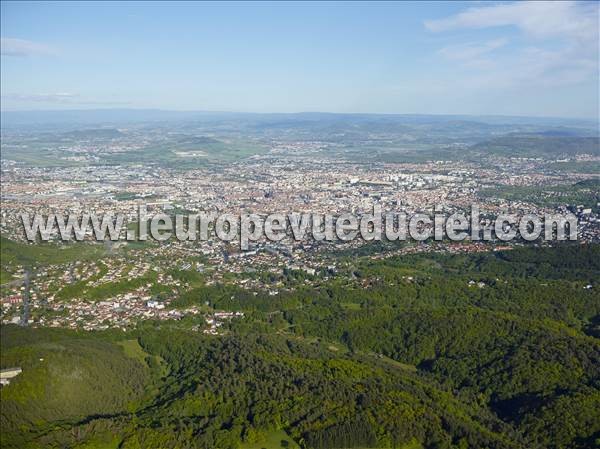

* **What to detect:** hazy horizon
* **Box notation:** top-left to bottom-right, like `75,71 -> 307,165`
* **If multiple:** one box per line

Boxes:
2,107 -> 598,122
2,1 -> 599,119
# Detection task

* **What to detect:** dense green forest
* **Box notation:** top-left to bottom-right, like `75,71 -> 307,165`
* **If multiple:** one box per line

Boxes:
1,245 -> 599,449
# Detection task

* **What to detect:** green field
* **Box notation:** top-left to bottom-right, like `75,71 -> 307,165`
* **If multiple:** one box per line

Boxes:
1,268 -> 16,285
0,132 -> 271,168
104,139 -> 270,167
1,236 -> 105,269
118,339 -> 150,367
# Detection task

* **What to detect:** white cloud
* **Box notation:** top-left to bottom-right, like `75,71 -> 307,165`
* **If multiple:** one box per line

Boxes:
425,1 -> 598,44
1,37 -> 57,57
438,38 -> 508,62
425,1 -> 599,90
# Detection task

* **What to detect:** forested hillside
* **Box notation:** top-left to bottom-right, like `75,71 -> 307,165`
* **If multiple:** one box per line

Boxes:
1,244 -> 599,449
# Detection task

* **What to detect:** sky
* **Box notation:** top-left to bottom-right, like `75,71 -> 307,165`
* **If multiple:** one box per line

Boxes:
1,1 -> 599,118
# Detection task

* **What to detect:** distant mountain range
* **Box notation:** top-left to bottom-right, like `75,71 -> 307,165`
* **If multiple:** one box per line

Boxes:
1,109 -> 598,130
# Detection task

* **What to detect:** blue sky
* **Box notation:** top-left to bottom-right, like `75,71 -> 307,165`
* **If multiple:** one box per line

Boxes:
1,1 -> 598,118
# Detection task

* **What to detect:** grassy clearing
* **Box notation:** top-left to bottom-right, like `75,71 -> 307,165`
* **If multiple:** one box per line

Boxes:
1,268 -> 16,285
1,236 -> 105,268
73,436 -> 122,449
118,338 -> 169,379
341,302 -> 362,310
239,429 -> 300,449
118,339 -> 150,368
377,355 -> 418,373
